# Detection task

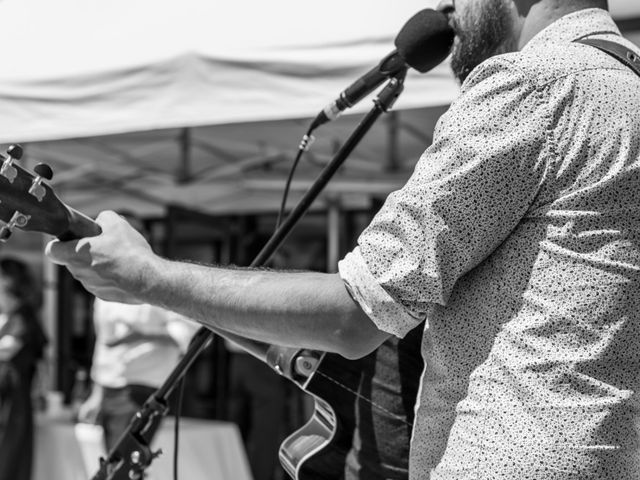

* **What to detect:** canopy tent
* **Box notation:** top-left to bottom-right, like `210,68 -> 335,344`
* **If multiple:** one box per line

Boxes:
0,0 -> 455,217
1,0 -> 639,414
0,0 -> 639,217
0,0 -> 461,141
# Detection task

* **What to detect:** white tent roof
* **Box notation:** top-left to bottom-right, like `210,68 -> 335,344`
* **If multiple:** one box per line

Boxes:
0,0 -> 460,142
0,0 -> 638,217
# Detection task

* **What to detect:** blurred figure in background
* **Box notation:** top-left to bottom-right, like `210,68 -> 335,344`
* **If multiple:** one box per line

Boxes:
0,257 -> 48,480
78,299 -> 198,451
77,213 -> 198,451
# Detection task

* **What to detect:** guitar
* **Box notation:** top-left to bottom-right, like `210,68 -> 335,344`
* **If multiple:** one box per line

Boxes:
0,144 -> 424,479
0,145 -> 101,240
272,326 -> 423,480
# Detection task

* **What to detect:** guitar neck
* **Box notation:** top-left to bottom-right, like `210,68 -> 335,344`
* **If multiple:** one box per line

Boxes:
58,206 -> 102,241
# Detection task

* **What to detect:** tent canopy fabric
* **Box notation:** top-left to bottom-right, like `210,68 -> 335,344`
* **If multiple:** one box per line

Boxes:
0,0 -> 639,217
0,0 -> 458,143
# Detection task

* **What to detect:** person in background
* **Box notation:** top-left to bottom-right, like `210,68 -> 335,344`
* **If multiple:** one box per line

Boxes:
77,214 -> 198,451
0,257 -> 48,480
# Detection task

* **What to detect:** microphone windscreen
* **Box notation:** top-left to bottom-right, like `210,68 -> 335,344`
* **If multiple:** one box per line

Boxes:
394,9 -> 454,73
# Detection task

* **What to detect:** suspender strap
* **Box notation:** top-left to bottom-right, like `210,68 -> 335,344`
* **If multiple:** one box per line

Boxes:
576,38 -> 640,78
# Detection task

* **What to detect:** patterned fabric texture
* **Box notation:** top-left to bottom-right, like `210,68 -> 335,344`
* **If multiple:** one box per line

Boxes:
339,8 -> 640,480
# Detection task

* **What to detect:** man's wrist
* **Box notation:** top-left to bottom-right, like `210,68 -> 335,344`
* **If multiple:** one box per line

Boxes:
135,253 -> 169,306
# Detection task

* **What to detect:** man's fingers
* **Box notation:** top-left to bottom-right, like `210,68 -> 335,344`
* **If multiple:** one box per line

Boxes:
96,210 -> 124,228
44,209 -> 146,305
45,238 -> 80,265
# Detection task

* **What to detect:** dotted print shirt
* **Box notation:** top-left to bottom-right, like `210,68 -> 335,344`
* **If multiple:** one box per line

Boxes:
338,9 -> 640,480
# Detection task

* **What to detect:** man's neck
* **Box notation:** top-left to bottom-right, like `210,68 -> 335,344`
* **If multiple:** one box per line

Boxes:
517,2 -> 599,49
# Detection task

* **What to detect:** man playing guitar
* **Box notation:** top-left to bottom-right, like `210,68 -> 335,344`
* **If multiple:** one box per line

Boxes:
46,1 -> 640,479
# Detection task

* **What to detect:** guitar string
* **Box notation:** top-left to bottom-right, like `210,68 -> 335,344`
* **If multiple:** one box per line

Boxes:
313,370 -> 413,426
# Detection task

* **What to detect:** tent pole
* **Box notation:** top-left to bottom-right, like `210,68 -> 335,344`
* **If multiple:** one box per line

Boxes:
177,127 -> 192,183
386,110 -> 400,172
326,195 -> 342,273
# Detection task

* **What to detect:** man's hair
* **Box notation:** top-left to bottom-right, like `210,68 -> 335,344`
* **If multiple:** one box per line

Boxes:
0,256 -> 41,309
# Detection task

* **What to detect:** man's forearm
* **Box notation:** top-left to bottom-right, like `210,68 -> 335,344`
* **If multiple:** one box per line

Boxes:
45,211 -> 390,359
139,256 -> 388,359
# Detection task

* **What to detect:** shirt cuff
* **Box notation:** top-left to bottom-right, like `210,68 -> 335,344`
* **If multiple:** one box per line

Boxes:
338,247 -> 424,338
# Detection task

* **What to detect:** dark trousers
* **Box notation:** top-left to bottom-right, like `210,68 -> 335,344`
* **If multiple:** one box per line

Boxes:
100,384 -> 163,453
228,353 -> 289,480
0,368 -> 34,480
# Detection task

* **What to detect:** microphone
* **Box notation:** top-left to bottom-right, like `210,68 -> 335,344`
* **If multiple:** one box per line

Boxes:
310,9 -> 454,131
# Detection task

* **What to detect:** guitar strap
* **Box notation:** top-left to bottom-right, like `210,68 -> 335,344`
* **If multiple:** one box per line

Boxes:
575,36 -> 640,78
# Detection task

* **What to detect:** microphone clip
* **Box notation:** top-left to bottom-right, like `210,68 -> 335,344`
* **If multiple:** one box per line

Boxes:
373,67 -> 407,114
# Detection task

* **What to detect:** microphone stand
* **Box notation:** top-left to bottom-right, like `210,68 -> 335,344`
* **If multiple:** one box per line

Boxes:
90,67 -> 408,480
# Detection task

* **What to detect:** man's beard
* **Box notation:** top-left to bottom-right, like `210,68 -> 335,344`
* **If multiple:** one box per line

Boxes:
450,0 -> 516,84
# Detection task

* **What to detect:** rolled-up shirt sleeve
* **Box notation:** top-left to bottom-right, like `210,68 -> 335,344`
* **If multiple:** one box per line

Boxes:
340,57 -> 552,337
339,247 -> 423,337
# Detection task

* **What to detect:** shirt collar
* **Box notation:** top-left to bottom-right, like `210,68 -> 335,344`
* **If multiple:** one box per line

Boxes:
523,8 -> 620,52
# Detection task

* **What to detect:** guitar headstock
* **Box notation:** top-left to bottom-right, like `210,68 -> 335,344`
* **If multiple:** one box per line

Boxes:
0,144 -> 77,241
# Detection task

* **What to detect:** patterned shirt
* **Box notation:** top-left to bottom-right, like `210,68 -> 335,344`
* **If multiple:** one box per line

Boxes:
339,8 -> 640,480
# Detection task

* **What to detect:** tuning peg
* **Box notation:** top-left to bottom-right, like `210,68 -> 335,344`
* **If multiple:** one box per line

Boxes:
6,144 -> 23,160
0,211 -> 30,242
34,163 -> 53,180
29,163 -> 53,202
0,225 -> 11,242
0,144 -> 21,183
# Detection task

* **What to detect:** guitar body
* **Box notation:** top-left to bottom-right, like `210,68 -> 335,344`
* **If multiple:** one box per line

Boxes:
280,324 -> 424,480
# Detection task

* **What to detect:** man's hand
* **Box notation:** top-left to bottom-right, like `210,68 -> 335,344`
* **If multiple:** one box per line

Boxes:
46,211 -> 388,359
45,210 -> 155,304
76,384 -> 103,424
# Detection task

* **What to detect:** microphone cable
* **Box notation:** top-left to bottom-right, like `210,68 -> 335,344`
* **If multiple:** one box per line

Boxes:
274,7 -> 452,232
274,127 -> 315,230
